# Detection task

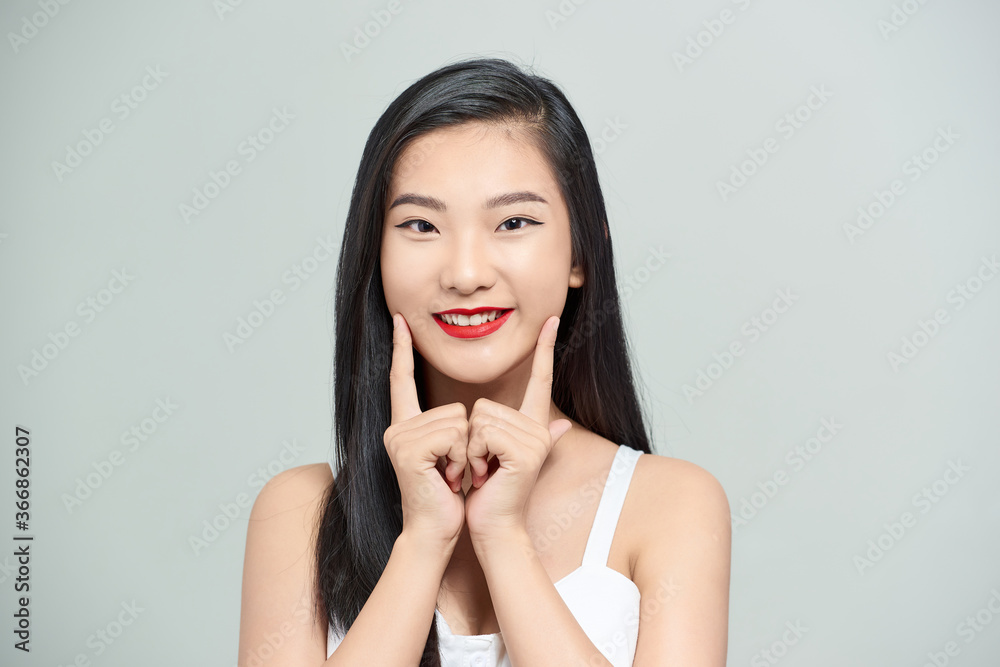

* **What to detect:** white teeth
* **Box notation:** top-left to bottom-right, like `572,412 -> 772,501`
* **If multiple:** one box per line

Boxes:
441,310 -> 504,326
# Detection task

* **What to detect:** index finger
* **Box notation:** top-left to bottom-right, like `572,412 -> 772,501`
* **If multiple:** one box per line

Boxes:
389,313 -> 422,424
519,315 -> 559,425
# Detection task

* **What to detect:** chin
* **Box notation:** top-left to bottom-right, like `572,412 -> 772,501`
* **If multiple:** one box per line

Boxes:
442,367 -> 506,386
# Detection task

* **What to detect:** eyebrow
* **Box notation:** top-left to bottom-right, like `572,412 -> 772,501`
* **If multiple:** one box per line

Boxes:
387,190 -> 549,212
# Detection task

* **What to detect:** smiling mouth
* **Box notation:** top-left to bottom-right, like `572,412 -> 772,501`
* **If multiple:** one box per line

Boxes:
433,309 -> 512,327
433,309 -> 514,338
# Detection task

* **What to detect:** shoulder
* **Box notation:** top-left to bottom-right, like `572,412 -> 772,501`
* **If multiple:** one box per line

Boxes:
249,462 -> 333,522
627,453 -> 731,661
244,461 -> 335,579
245,462 -> 334,563
239,463 -> 336,662
632,454 -> 730,521
629,453 -> 731,552
571,434 -> 730,551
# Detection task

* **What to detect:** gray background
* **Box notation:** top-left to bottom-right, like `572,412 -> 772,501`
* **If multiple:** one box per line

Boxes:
2,0 -> 999,665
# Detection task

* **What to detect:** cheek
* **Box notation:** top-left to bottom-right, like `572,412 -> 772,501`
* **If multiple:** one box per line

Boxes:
380,243 -> 408,308
509,243 -> 570,294
382,271 -> 413,315
381,258 -> 438,327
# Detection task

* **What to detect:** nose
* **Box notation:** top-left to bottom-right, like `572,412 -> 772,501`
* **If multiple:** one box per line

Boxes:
439,227 -> 497,295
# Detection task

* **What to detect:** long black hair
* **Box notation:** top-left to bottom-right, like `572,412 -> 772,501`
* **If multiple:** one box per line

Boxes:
315,56 -> 653,664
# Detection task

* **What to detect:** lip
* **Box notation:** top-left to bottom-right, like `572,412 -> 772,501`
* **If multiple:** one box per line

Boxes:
436,307 -> 509,315
433,308 -> 513,339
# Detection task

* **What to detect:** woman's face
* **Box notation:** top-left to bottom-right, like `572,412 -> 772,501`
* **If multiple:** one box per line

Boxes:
381,121 -> 584,385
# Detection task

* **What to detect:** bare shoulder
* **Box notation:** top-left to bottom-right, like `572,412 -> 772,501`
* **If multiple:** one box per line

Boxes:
249,462 -> 333,521
631,454 -> 730,517
628,454 -> 732,569
620,454 -> 732,661
568,432 -> 730,529
238,462 -> 335,664
626,451 -> 731,603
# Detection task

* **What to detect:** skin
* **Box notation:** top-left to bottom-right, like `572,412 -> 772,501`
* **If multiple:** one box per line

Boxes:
381,121 -> 584,425
380,120 -> 587,632
237,119 -> 731,666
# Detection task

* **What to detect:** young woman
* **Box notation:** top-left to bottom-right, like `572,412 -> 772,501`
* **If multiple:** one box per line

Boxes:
238,57 -> 731,666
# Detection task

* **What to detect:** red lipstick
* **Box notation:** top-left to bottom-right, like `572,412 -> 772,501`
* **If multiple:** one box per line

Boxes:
434,307 -> 513,339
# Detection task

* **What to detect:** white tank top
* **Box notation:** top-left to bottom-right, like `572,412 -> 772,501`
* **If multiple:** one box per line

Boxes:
326,444 -> 644,666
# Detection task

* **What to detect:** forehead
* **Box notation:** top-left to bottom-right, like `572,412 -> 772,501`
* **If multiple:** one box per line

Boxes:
389,122 -> 558,198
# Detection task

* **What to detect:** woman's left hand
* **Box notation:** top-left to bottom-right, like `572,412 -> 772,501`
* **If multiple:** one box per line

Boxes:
463,315 -> 573,542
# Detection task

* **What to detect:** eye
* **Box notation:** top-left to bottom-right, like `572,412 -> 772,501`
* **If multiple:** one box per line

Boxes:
397,219 -> 437,233
396,218 -> 542,234
498,217 -> 542,231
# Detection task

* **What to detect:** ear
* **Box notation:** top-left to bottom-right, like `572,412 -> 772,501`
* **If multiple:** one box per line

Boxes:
569,262 -> 584,288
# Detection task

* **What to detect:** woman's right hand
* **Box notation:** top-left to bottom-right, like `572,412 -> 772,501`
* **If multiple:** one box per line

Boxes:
383,312 -> 468,546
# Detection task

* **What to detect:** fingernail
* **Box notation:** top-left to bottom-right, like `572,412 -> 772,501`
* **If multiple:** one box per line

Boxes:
554,316 -> 560,333
392,314 -> 398,330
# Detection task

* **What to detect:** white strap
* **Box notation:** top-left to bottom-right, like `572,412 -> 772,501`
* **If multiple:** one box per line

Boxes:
581,445 -> 642,568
